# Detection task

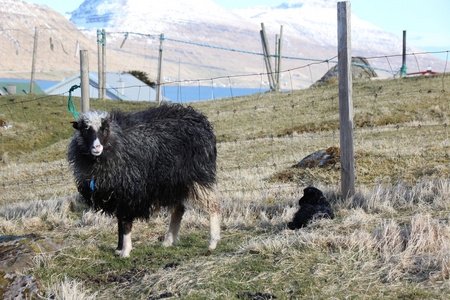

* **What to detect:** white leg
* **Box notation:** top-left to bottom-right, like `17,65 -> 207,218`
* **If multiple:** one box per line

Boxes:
162,205 -> 185,247
189,183 -> 221,249
119,233 -> 132,257
208,211 -> 221,249
115,219 -> 133,257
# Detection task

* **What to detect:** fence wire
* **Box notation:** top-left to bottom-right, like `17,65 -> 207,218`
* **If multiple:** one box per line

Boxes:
0,27 -> 449,204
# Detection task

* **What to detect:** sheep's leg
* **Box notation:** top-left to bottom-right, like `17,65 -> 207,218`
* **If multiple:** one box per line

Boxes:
208,210 -> 221,250
162,204 -> 185,247
115,221 -> 124,253
189,183 -> 221,249
115,219 -> 133,257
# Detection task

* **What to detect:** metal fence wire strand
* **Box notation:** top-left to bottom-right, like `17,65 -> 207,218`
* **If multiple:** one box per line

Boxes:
0,26 -> 448,202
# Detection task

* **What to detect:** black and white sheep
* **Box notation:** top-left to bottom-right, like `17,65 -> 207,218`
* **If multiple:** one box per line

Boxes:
287,186 -> 334,229
68,104 -> 220,257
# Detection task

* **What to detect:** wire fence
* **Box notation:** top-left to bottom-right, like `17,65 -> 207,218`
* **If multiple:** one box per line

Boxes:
0,26 -> 449,204
2,26 -> 448,89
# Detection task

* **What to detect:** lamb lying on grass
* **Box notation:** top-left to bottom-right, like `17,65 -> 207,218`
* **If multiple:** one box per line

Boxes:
288,186 -> 334,229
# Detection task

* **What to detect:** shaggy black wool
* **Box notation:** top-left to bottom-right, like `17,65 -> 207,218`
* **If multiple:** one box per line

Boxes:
287,186 -> 334,229
68,104 -> 217,221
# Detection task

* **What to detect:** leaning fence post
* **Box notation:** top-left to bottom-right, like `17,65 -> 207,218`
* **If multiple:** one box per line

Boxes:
338,1 -> 355,199
260,23 -> 275,91
80,50 -> 90,113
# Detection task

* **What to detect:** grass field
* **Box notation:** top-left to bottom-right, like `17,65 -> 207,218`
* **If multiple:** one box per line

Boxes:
0,74 -> 449,299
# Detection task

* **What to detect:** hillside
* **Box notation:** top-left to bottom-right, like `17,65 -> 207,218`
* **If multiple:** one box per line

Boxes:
0,0 -> 447,89
0,74 -> 448,298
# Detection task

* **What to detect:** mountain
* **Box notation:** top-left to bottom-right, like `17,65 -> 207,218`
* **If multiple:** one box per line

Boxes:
233,0 -> 402,54
0,0 -> 445,88
0,0 -> 95,81
69,0 -> 250,32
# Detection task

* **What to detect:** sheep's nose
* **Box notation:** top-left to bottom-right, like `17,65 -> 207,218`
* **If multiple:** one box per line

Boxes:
91,138 -> 103,156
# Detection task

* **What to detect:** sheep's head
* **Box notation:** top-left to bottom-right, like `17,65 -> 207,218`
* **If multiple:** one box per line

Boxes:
298,186 -> 326,206
72,110 -> 110,157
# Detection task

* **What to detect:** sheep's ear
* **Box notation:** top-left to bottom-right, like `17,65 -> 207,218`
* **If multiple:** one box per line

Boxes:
303,187 -> 313,197
102,118 -> 110,127
298,195 -> 306,205
71,121 -> 79,130
101,118 -> 111,134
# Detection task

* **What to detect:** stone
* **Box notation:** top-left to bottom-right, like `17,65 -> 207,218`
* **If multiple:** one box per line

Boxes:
293,146 -> 340,169
313,56 -> 378,86
0,234 -> 65,299
0,234 -> 64,273
0,271 -> 42,299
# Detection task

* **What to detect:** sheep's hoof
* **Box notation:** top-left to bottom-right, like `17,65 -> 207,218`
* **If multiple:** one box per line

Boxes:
161,241 -> 171,247
161,237 -> 179,247
207,239 -> 220,250
161,240 -> 177,247
114,248 -> 131,258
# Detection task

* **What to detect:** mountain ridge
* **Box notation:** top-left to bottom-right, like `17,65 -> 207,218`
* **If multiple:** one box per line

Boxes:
0,0 -> 446,88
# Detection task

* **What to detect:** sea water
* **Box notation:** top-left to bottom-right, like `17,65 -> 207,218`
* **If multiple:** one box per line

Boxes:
2,79 -> 273,102
161,85 -> 271,103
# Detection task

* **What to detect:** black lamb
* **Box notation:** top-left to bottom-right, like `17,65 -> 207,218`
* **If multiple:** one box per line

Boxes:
287,187 -> 334,229
68,104 -> 220,257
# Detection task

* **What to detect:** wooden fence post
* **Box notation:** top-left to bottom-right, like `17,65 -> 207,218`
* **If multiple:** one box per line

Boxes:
101,29 -> 107,99
276,25 -> 283,91
401,30 -> 407,77
156,33 -> 164,106
80,50 -> 90,113
97,29 -> 103,99
30,27 -> 38,94
275,33 -> 279,90
338,1 -> 355,199
260,23 -> 275,91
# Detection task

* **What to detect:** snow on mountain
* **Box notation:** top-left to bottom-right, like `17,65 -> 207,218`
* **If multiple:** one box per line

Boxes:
70,0 -> 250,33
70,0 -> 416,59
233,0 -> 403,53
0,0 -> 96,80
1,0 -> 445,87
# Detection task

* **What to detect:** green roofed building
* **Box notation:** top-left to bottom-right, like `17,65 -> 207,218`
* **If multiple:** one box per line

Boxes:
0,81 -> 45,95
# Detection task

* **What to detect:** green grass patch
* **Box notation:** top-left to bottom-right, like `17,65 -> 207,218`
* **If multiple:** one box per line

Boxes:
0,74 -> 448,299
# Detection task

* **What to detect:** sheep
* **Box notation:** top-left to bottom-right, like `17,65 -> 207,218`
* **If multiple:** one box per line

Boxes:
287,186 -> 334,229
68,104 -> 220,257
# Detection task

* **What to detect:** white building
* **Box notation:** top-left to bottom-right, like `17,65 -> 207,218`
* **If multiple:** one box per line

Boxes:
45,72 -> 170,102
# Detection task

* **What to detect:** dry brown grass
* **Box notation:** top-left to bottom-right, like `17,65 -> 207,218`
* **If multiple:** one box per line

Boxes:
0,74 -> 449,299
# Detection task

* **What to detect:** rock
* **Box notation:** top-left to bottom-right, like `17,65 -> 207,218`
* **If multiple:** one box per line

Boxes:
292,146 -> 340,169
149,292 -> 174,300
313,57 -> 378,86
163,262 -> 180,269
0,271 -> 42,299
0,234 -> 65,299
237,292 -> 277,299
0,234 -> 64,273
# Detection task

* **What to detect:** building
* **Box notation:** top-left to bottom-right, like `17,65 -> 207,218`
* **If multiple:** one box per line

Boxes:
45,72 -> 169,102
0,80 -> 45,95
407,66 -> 438,77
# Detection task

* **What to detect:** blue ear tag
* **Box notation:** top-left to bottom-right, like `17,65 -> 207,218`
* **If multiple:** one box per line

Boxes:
90,179 -> 95,191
